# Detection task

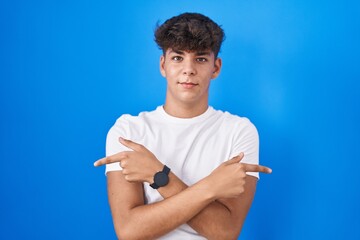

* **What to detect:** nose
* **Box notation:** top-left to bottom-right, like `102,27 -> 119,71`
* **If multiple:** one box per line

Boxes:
182,59 -> 196,76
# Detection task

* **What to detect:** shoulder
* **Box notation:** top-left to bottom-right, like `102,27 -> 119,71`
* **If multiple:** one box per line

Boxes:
106,108 -> 159,156
108,107 -> 160,137
212,108 -> 257,133
112,108 -> 159,128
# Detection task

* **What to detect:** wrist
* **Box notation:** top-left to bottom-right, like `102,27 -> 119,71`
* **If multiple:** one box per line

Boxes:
194,177 -> 217,201
145,161 -> 164,183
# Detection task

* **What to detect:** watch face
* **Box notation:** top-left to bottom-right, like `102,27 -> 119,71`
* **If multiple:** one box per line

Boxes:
154,172 -> 169,187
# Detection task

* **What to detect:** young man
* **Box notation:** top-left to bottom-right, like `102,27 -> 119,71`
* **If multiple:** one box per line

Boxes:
94,13 -> 272,240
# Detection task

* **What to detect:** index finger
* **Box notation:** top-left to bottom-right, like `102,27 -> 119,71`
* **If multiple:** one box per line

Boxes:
93,152 -> 129,167
242,163 -> 272,174
119,137 -> 143,152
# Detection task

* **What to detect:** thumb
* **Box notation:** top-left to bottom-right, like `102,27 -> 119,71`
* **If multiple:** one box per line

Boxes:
224,152 -> 244,165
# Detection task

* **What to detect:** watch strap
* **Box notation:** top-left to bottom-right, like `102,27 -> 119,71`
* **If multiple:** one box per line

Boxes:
162,165 -> 170,175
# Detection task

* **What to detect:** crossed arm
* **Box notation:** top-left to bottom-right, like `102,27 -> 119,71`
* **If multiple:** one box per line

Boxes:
94,138 -> 272,240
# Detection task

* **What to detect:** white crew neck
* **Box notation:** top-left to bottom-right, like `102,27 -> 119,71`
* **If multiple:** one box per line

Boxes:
155,105 -> 216,124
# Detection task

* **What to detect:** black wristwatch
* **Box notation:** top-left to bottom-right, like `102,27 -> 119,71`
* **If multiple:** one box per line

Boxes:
150,165 -> 170,189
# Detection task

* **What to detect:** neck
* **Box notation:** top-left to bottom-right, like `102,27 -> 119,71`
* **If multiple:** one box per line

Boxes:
163,98 -> 209,118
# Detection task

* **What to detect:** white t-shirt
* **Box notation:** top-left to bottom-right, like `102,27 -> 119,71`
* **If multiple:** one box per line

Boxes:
105,106 -> 259,239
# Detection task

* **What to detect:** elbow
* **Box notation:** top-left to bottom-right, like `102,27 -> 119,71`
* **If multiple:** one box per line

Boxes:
219,221 -> 244,240
215,232 -> 239,240
114,223 -> 130,240
209,227 -> 241,240
115,224 -> 149,240
219,231 -> 240,240
116,230 -> 133,240
115,226 -> 135,240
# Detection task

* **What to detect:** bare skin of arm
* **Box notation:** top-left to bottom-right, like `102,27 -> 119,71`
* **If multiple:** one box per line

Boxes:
107,171 -> 222,240
96,138 -> 271,240
158,171 -> 258,239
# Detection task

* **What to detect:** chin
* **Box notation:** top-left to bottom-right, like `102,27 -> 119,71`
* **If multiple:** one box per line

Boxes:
178,95 -> 203,104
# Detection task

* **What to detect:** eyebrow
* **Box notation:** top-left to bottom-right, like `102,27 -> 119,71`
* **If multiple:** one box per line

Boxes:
169,49 -> 212,56
170,49 -> 184,55
195,51 -> 211,56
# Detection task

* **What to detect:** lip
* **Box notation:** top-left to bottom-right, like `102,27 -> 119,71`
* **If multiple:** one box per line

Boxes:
179,82 -> 198,89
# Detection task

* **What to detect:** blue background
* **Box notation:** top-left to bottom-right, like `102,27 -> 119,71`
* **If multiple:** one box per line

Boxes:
1,0 -> 359,239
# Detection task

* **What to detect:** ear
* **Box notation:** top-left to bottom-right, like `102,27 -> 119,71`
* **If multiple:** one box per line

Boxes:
211,57 -> 222,79
160,55 -> 166,77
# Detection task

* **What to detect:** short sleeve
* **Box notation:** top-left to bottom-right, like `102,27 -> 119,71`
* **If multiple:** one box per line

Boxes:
105,115 -> 131,175
230,118 -> 260,179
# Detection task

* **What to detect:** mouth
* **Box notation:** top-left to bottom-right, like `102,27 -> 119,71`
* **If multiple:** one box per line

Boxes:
178,82 -> 199,89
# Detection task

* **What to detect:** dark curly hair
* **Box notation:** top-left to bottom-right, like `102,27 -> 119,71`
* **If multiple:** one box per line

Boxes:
154,13 -> 225,57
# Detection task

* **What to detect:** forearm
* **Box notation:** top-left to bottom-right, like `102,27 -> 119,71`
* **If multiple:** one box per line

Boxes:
101,143 -> 265,239
157,173 -> 240,239
115,179 -> 216,240
101,138 -> 268,239
188,199 -> 239,239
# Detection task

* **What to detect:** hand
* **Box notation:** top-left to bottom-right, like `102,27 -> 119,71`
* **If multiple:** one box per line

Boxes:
205,153 -> 272,199
94,137 -> 164,183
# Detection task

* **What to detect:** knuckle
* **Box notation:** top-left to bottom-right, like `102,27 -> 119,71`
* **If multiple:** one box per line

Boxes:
121,160 -> 127,167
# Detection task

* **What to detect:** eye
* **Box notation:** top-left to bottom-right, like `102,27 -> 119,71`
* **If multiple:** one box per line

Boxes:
172,56 -> 183,61
196,58 -> 207,62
